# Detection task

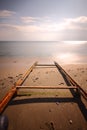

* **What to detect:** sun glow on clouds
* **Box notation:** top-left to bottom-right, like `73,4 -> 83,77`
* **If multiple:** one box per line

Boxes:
9,16 -> 87,33
21,17 -> 38,23
0,10 -> 15,17
0,10 -> 87,40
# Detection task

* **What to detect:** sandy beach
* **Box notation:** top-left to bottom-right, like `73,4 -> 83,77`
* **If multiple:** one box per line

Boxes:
0,57 -> 87,130
0,0 -> 87,129
0,57 -> 87,97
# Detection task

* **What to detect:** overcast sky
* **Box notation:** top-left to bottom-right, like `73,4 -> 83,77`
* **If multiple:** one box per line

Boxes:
0,0 -> 87,41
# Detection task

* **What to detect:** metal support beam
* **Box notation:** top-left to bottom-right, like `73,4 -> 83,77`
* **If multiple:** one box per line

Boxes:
0,62 -> 37,113
54,61 -> 87,98
16,61 -> 37,86
36,64 -> 55,66
16,86 -> 77,89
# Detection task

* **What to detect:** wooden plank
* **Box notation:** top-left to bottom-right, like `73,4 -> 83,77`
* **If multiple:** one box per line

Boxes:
16,86 -> 77,89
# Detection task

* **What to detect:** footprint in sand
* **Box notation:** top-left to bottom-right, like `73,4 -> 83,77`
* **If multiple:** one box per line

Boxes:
8,76 -> 13,79
58,82 -> 64,85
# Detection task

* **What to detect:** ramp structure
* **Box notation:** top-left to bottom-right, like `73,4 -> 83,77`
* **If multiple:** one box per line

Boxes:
0,61 -> 87,113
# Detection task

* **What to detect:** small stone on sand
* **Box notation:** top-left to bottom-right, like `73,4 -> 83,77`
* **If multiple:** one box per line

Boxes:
69,120 -> 73,124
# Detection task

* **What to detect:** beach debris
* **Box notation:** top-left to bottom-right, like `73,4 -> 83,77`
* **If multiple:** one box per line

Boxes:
58,82 -> 64,85
1,82 -> 4,86
56,102 -> 59,105
32,77 -> 39,82
74,75 -> 77,77
46,71 -> 48,74
82,70 -> 84,73
10,80 -> 13,83
35,77 -> 39,80
18,74 -> 23,76
8,76 -> 13,79
16,74 -> 23,78
45,121 -> 55,130
50,122 -> 55,130
69,120 -> 73,124
55,94 -> 58,97
49,109 -> 51,112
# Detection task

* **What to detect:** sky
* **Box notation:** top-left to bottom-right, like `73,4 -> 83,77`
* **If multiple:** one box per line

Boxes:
0,0 -> 87,41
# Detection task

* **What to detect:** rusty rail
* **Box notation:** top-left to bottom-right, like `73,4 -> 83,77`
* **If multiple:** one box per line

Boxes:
37,64 -> 55,66
16,86 -> 77,89
0,61 -> 87,113
15,61 -> 37,86
54,61 -> 87,98
0,62 -> 37,113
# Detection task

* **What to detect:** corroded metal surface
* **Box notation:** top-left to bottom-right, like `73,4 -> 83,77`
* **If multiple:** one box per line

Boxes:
0,62 -> 37,113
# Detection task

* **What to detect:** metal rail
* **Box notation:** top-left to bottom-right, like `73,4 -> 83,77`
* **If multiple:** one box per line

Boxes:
54,61 -> 87,98
16,61 -> 37,86
36,64 -> 55,66
0,62 -> 37,113
16,86 -> 77,89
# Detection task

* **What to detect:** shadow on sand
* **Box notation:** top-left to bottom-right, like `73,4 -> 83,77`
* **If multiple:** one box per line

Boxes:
7,62 -> 87,122
55,63 -> 87,121
8,96 -> 87,121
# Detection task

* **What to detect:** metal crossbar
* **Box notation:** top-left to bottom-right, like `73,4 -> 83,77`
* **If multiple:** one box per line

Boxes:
16,86 -> 77,89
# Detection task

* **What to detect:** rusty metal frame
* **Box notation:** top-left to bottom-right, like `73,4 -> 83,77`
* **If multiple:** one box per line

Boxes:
0,61 -> 37,113
0,61 -> 87,113
54,61 -> 87,98
16,86 -> 77,89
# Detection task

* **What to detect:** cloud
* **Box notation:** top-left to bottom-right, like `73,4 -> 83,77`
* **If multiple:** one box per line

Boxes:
21,16 -> 87,32
0,16 -> 87,40
0,23 -> 19,31
21,17 -> 38,23
0,10 -> 15,18
64,16 -> 87,30
2,15 -> 87,32
21,16 -> 51,24
65,16 -> 87,24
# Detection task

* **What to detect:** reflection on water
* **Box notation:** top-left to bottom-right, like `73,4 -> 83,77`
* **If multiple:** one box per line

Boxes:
53,53 -> 80,64
0,41 -> 87,64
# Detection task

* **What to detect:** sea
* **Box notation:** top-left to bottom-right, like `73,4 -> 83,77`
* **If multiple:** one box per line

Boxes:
0,41 -> 87,64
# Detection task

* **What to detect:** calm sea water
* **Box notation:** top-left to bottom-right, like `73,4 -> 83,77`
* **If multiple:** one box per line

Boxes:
0,41 -> 87,63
